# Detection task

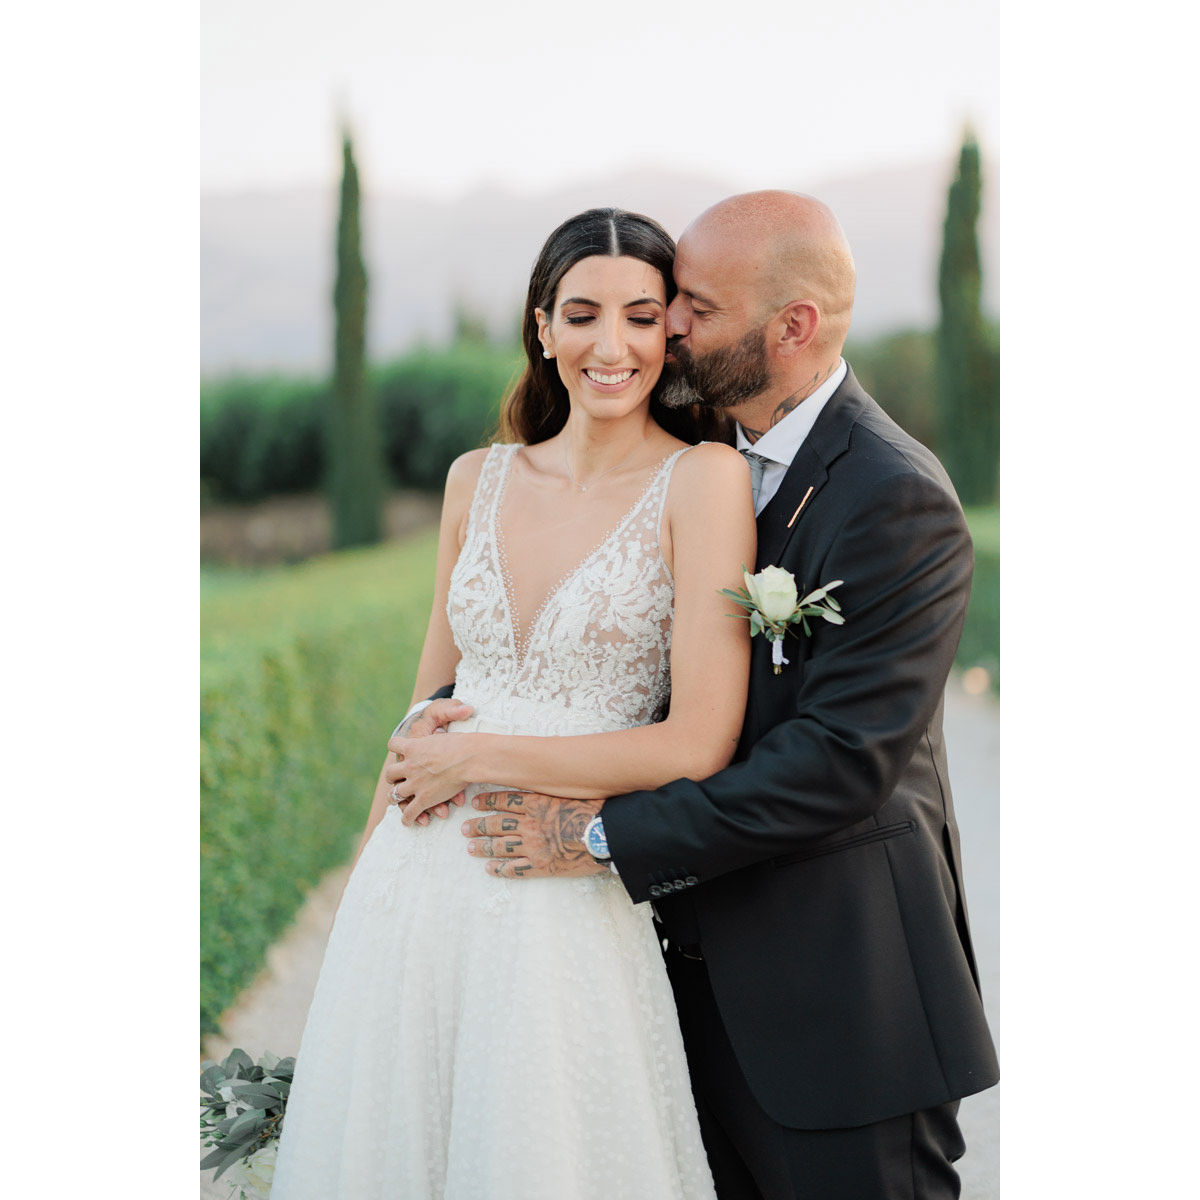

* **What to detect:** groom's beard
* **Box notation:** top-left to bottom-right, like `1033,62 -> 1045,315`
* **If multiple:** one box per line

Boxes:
656,325 -> 772,411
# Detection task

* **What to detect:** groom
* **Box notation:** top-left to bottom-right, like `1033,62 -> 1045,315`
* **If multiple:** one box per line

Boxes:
402,192 -> 998,1199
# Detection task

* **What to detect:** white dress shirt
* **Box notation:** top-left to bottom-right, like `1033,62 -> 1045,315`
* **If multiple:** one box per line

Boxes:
735,359 -> 847,515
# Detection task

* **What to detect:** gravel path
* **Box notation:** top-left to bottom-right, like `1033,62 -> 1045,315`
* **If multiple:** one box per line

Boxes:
201,674 -> 1000,1198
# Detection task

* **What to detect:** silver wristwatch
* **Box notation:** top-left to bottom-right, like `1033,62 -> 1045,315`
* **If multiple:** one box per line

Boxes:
582,816 -> 620,876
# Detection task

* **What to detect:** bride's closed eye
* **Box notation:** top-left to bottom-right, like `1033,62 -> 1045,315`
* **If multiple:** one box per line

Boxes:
563,314 -> 661,326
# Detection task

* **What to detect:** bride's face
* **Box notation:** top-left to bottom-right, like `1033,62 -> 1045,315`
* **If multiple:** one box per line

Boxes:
536,255 -> 667,420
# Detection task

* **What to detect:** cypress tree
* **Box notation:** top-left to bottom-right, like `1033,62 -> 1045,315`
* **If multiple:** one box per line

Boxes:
327,128 -> 384,548
935,128 -> 999,505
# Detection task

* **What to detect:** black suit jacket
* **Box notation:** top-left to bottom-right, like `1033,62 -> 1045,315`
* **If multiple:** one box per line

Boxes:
603,368 -> 999,1129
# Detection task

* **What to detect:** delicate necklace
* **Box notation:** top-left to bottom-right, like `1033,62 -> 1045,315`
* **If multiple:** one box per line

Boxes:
563,436 -> 648,492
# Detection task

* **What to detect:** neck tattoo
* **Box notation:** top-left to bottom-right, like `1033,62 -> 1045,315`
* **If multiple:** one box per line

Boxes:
743,362 -> 838,444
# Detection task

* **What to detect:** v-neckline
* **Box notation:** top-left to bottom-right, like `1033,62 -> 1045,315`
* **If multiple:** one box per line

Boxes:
491,444 -> 680,672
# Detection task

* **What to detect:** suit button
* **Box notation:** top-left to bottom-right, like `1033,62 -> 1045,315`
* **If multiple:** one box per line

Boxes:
685,876 -> 698,887
672,880 -> 687,892
649,884 -> 663,898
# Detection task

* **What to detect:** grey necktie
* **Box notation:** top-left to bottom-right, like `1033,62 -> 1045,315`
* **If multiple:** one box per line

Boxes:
741,450 -> 770,509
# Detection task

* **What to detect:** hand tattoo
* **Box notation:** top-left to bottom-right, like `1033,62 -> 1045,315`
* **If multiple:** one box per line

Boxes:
470,791 -> 604,878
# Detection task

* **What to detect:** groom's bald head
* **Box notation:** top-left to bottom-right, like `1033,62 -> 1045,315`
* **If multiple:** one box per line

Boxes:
681,190 -> 856,357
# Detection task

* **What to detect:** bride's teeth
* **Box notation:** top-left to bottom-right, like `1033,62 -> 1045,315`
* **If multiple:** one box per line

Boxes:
587,369 -> 633,384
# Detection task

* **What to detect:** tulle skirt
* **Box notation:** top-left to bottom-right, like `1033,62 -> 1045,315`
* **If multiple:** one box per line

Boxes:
270,717 -> 715,1200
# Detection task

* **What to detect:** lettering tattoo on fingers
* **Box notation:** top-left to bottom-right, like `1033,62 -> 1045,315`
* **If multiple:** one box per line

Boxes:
500,817 -> 518,832
506,791 -> 525,808
504,839 -> 521,855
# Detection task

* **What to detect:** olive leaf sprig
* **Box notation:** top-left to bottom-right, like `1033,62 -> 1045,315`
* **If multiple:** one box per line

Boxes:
200,1047 -> 294,1183
720,565 -> 845,674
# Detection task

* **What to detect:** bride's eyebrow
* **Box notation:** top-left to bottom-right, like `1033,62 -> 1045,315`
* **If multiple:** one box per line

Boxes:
560,296 -> 664,308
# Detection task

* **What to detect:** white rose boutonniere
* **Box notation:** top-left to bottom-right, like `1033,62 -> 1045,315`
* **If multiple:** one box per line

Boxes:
721,565 -> 845,674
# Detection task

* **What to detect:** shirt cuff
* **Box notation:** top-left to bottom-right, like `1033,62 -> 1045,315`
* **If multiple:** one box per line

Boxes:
391,699 -> 433,739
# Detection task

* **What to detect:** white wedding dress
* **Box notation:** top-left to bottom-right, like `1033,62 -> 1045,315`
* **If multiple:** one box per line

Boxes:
270,443 -> 716,1200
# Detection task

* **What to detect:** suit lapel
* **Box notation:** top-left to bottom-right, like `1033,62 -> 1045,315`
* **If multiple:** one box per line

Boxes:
755,443 -> 826,568
753,367 -> 871,568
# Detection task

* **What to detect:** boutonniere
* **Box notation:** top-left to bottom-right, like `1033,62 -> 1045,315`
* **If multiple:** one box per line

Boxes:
721,565 -> 845,674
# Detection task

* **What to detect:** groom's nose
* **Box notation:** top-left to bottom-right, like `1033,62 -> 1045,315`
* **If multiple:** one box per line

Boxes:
666,295 -> 690,340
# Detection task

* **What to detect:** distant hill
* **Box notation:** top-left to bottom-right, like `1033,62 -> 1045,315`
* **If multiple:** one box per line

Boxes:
201,160 -> 998,375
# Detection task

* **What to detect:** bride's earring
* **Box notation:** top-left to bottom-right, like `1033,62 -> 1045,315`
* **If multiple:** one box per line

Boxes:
543,349 -> 554,359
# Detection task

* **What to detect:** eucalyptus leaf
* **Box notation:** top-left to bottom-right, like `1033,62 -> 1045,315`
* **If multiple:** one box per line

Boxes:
821,611 -> 845,624
200,1146 -> 230,1171
200,1065 -> 225,1091
826,595 -> 841,611
213,1142 -> 255,1181
224,1049 -> 254,1076
225,1080 -> 263,1096
230,1108 -> 268,1137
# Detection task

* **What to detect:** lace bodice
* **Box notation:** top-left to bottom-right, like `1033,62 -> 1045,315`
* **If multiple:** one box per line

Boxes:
446,442 -> 690,736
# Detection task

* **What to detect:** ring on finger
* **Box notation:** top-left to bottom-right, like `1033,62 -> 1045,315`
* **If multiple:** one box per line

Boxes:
390,784 -> 403,804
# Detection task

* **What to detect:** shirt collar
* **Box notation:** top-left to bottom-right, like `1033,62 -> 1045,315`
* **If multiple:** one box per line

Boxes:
735,358 -> 848,465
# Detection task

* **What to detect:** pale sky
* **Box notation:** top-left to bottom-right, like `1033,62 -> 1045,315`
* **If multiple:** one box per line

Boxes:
202,0 -> 1000,197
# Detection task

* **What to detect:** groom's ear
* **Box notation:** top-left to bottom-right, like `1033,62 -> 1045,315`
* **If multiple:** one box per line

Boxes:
773,300 -> 820,359
534,308 -> 553,358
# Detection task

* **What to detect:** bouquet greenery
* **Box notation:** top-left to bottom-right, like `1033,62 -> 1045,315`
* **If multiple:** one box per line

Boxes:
200,1048 -> 293,1199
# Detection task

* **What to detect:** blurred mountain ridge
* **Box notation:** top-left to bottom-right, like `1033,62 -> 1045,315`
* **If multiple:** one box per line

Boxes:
202,159 -> 999,375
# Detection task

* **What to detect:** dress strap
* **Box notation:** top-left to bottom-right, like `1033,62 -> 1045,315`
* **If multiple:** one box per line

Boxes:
650,443 -> 702,528
467,443 -> 521,539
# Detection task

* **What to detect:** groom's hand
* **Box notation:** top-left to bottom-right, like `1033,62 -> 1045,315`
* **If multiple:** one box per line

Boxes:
386,699 -> 474,825
462,791 -> 606,878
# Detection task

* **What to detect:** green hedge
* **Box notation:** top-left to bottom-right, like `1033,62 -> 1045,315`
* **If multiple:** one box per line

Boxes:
960,506 -> 1000,686
201,342 -> 523,503
201,532 -> 438,1036
201,334 -> 1002,507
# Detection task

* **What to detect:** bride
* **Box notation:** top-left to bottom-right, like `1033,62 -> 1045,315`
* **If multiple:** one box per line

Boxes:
269,208 -> 755,1199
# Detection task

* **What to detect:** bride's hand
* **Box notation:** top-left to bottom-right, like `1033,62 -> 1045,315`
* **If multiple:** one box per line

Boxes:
385,733 -> 487,826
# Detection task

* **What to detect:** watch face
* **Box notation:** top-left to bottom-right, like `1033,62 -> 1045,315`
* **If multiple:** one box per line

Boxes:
584,817 -> 610,860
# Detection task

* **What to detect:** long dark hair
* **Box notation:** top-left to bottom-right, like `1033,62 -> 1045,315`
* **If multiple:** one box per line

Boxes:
497,207 -> 730,446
